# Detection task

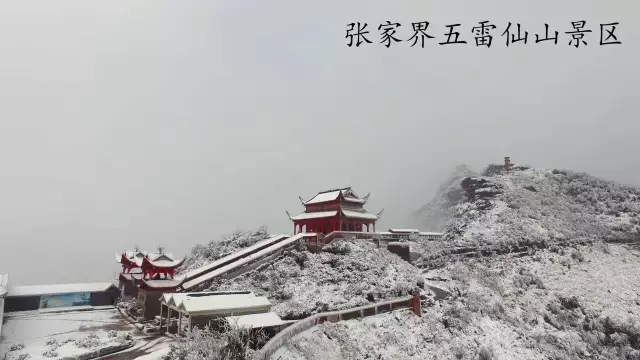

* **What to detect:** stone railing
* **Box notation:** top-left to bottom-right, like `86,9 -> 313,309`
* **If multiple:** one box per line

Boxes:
252,295 -> 421,360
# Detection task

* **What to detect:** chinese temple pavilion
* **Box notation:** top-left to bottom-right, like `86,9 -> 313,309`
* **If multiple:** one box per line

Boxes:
115,247 -> 185,280
115,247 -> 186,319
287,187 -> 383,234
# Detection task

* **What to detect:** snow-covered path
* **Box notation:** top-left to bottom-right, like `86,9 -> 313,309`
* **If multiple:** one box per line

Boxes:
99,335 -> 173,360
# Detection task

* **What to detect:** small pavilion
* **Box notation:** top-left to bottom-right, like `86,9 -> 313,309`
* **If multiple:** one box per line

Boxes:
115,247 -> 187,319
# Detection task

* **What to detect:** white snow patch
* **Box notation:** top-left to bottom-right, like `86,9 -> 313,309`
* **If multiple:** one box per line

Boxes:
0,308 -> 135,360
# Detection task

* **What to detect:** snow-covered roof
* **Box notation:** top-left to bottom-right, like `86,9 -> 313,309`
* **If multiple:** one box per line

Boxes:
8,282 -> 117,297
389,229 -> 420,233
162,291 -> 255,308
140,277 -> 186,289
161,293 -> 173,305
290,209 -> 378,221
304,188 -> 365,205
342,209 -> 378,220
124,250 -> 147,259
178,295 -> 271,316
148,253 -> 176,262
138,257 -> 185,269
117,250 -> 179,266
419,232 -> 444,236
118,273 -> 144,282
289,211 -> 337,221
225,311 -> 284,329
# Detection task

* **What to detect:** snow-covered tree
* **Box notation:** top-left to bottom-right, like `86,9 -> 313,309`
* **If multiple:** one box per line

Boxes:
180,226 -> 270,274
163,324 -> 266,360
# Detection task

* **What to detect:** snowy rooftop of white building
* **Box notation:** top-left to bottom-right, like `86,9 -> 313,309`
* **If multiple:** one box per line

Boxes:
178,295 -> 271,316
389,229 -> 420,233
225,311 -> 284,329
161,291 -> 255,309
7,282 -> 117,297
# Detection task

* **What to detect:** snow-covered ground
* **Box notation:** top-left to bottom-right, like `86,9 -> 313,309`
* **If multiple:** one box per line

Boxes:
0,307 -> 136,360
166,165 -> 640,360
418,166 -> 640,250
133,346 -> 171,360
269,166 -> 640,359
215,239 -> 430,320
278,244 -> 640,360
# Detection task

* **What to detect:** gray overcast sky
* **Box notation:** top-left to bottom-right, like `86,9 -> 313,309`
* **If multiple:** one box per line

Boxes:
0,0 -> 637,285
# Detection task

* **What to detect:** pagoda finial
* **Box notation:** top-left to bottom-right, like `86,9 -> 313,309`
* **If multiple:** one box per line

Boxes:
298,196 -> 307,205
157,245 -> 164,254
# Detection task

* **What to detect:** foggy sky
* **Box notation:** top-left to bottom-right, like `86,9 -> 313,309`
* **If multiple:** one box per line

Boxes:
0,0 -> 637,285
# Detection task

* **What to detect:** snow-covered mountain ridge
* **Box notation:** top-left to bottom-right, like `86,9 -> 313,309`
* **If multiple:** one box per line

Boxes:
420,166 -> 640,249
165,164 -> 640,360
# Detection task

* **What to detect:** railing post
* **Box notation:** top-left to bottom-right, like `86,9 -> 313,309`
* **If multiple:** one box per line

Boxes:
412,296 -> 421,316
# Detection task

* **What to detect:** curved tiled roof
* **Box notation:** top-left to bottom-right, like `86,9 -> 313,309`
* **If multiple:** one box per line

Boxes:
303,187 -> 366,205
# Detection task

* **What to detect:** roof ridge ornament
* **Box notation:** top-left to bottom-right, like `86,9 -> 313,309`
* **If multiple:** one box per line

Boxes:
298,196 -> 307,204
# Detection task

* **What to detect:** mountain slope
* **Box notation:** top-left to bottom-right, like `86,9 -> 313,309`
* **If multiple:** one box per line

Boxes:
275,165 -> 640,360
414,164 -> 478,231
214,239 -> 428,320
280,243 -> 640,360
419,166 -> 640,250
